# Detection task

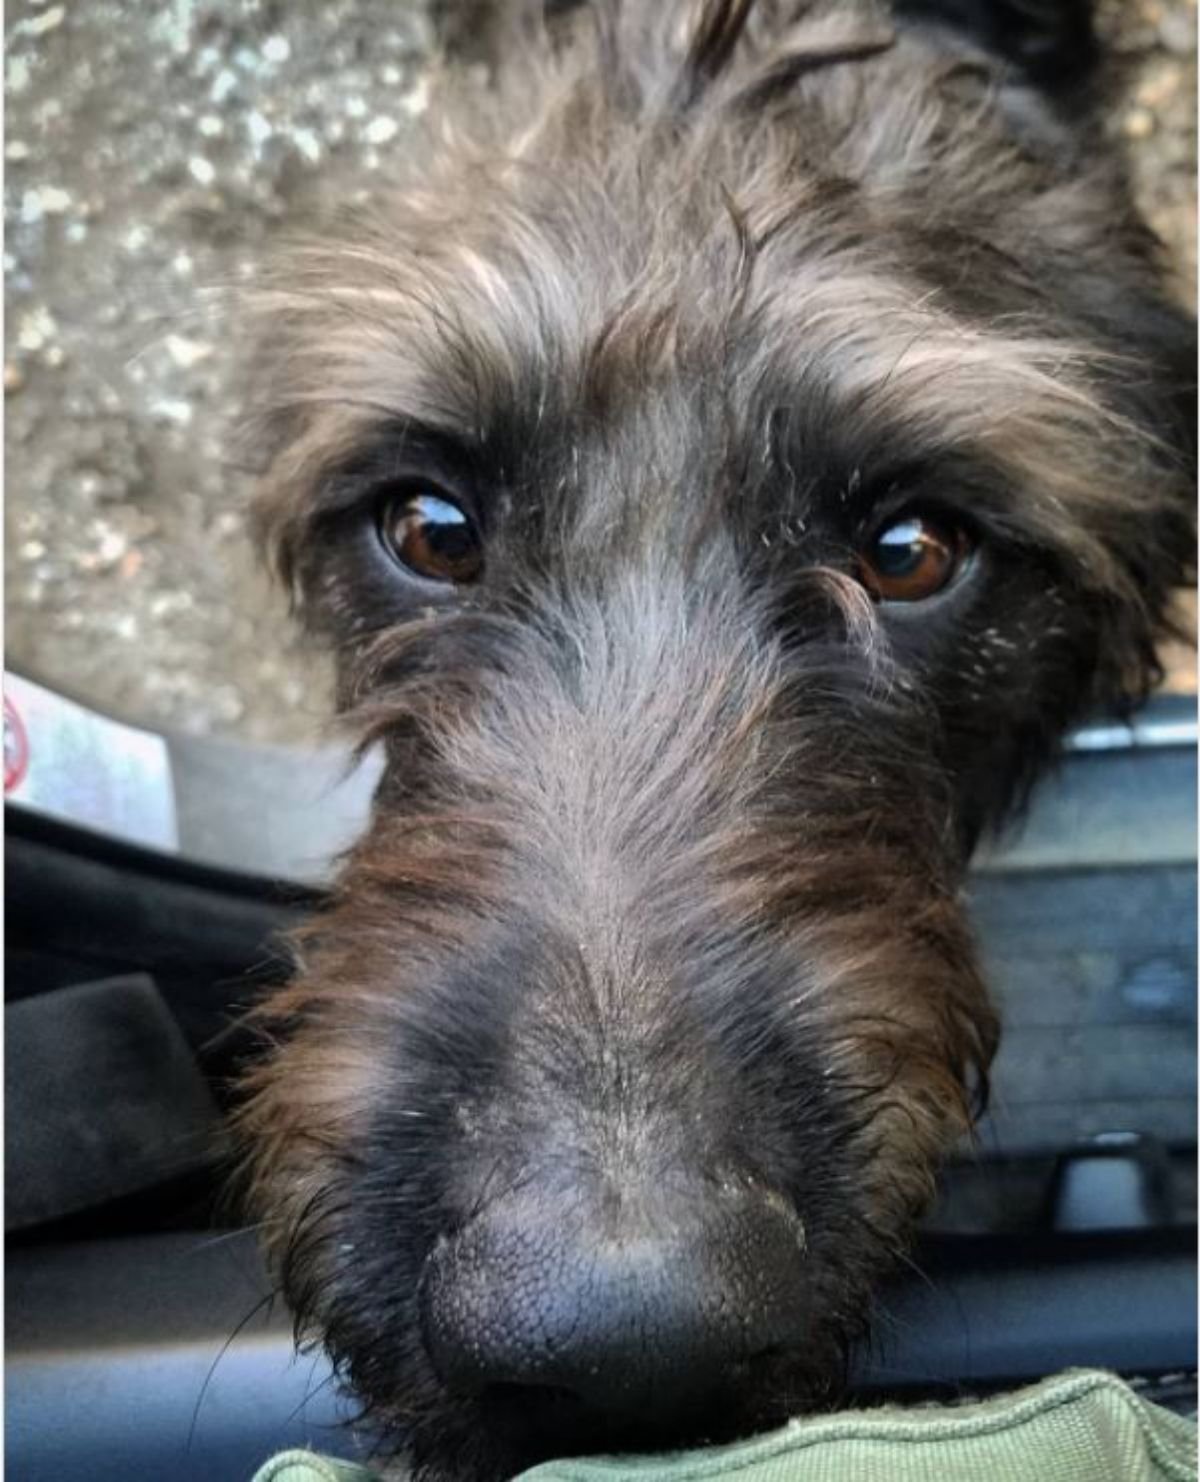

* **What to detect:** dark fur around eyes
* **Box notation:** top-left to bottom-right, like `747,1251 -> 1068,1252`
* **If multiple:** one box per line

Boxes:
232,2 -> 1195,1478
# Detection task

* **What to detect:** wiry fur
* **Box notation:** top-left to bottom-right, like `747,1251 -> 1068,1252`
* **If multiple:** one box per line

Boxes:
234,2 -> 1195,1478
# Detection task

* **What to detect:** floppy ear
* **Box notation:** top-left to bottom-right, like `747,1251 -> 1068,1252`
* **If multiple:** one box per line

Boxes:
1141,292 -> 1199,479
1066,274 -> 1197,715
1104,288 -> 1196,711
894,0 -> 1098,93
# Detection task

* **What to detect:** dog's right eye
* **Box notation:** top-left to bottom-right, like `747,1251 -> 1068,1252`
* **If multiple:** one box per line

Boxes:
377,488 -> 483,585
856,512 -> 969,603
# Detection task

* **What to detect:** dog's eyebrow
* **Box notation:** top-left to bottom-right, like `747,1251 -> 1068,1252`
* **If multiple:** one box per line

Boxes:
313,422 -> 482,511
734,261 -> 1156,584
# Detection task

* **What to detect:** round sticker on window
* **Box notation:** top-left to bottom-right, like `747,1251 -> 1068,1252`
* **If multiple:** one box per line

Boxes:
5,695 -> 29,793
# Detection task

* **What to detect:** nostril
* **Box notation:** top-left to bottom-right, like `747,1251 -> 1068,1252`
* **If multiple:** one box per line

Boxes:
477,1380 -> 628,1452
486,1382 -> 579,1403
483,1381 -> 583,1413
749,1343 -> 786,1363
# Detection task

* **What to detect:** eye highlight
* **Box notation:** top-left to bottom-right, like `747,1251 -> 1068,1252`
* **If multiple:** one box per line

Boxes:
856,513 -> 969,602
378,488 -> 483,585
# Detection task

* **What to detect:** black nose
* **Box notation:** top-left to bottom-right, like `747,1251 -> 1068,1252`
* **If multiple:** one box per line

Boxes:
419,1176 -> 809,1422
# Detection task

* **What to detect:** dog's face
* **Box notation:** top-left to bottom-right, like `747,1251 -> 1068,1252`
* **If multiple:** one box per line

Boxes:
236,3 -> 1194,1477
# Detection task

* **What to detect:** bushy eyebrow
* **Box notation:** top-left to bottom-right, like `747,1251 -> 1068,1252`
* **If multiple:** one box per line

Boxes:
310,424 -> 484,519
725,259 -> 1162,586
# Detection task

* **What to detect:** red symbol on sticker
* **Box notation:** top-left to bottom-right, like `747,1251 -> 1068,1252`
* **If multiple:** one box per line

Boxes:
5,696 -> 29,793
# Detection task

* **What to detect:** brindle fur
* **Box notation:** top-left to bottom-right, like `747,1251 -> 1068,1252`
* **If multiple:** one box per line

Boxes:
234,2 -> 1195,1477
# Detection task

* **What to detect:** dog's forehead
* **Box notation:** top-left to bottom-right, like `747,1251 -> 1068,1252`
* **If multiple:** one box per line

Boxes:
314,182 -> 964,444
282,35 -> 1039,461
246,28 -> 1180,604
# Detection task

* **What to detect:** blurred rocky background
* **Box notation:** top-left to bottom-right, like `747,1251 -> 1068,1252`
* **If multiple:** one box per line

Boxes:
5,0 -> 1196,743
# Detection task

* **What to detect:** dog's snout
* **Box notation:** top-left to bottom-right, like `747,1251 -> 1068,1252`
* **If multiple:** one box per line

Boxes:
420,1178 -> 810,1424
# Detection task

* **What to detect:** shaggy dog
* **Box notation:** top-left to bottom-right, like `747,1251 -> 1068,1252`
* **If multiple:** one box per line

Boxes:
235,1 -> 1195,1476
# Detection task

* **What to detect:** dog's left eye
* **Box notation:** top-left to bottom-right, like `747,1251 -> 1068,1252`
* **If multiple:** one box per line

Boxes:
856,514 -> 968,602
377,488 -> 483,585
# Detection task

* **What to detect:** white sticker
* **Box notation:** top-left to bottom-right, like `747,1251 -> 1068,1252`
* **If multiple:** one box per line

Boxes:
4,673 -> 179,853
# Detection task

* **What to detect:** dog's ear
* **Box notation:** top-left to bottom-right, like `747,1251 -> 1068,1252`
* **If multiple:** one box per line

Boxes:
894,0 -> 1105,164
1136,290 -> 1198,483
894,0 -> 1098,93
432,0 -> 584,66
1086,285 -> 1197,713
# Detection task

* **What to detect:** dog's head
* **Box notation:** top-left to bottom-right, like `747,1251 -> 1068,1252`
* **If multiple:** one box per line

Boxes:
236,2 -> 1194,1476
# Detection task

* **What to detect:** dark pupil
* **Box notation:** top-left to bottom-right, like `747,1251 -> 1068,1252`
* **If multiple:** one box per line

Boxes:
408,494 -> 474,562
873,519 -> 927,577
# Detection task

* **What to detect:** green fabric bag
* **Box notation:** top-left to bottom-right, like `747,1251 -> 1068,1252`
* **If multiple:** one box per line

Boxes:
252,1368 -> 1197,1482
255,1455 -> 373,1482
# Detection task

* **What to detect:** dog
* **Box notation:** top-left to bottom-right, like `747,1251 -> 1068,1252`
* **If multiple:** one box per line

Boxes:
234,1 -> 1196,1477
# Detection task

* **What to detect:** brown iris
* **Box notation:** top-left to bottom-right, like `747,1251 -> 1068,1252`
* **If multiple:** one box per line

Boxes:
379,490 -> 483,585
857,514 -> 967,602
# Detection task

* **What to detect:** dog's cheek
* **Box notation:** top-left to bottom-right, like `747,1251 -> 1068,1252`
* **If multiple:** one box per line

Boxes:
882,556 -> 1098,843
237,1019 -> 382,1307
238,1004 -> 479,1461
